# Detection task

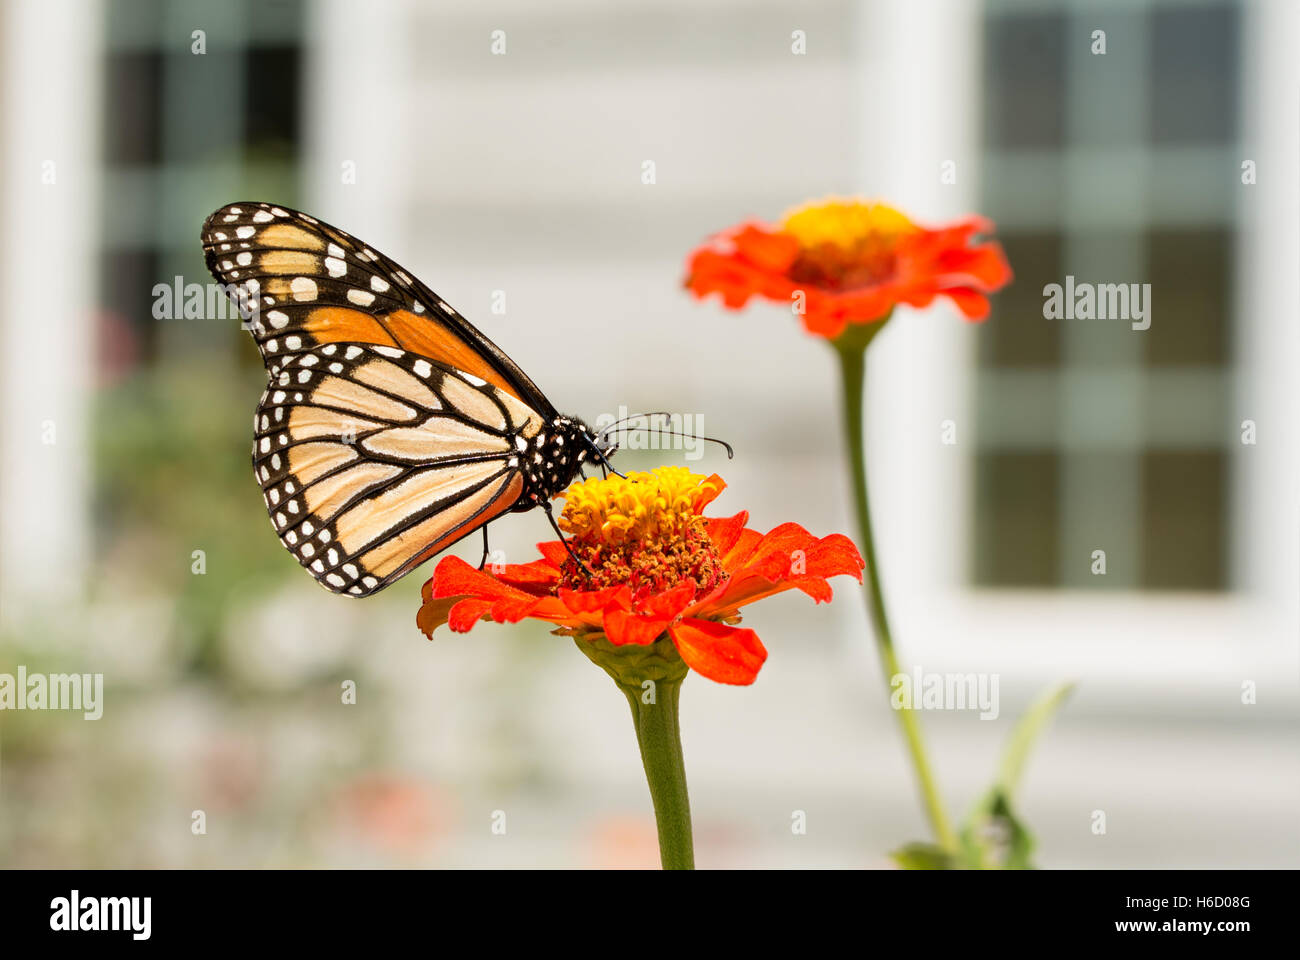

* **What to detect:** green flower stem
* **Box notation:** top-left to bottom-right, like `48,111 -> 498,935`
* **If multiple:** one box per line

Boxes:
833,324 -> 959,854
619,677 -> 694,869
577,636 -> 695,870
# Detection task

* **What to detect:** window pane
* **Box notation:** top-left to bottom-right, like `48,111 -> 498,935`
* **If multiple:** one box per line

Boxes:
1144,228 -> 1231,366
1141,450 -> 1226,589
973,451 -> 1060,586
979,231 -> 1063,368
103,51 -> 163,165
1150,5 -> 1240,145
244,46 -> 302,160
982,12 -> 1066,149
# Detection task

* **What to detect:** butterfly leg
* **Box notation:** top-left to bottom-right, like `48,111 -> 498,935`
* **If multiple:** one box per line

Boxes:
477,525 -> 491,571
595,450 -> 625,480
541,500 -> 592,577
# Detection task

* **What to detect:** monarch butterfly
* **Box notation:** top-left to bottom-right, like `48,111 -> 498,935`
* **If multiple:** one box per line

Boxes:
200,201 -> 622,598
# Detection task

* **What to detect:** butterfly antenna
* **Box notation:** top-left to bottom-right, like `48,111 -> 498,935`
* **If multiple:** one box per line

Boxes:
599,411 -> 673,436
600,414 -> 735,460
628,427 -> 735,459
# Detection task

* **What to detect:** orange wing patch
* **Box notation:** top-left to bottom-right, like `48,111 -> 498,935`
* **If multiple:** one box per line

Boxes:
259,251 -> 320,275
383,310 -> 521,399
300,307 -> 524,401
257,223 -> 326,251
304,307 -> 399,346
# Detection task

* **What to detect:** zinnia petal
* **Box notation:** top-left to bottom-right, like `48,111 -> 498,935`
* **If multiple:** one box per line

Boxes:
430,556 -> 522,601
638,580 -> 698,620
684,200 -> 1011,339
415,468 -> 862,686
558,584 -> 632,615
494,559 -> 563,592
417,595 -> 458,638
941,286 -> 993,320
604,607 -> 674,647
706,526 -> 864,612
448,597 -> 495,632
705,510 -> 749,558
668,618 -> 767,685
729,224 -> 799,272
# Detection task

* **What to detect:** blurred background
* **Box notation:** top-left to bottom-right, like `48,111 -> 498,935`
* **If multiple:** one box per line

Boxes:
1,0 -> 1296,868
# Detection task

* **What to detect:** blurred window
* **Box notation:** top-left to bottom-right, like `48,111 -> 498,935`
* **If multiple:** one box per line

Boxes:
974,0 -> 1240,591
98,0 -> 306,371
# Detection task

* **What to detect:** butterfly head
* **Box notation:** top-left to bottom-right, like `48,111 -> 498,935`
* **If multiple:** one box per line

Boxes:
585,419 -> 619,464
516,415 -> 616,508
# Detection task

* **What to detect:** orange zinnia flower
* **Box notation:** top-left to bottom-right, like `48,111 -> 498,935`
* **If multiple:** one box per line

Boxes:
417,467 -> 864,685
684,197 -> 1013,340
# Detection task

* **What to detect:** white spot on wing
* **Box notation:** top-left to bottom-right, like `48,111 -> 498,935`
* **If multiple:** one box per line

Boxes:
290,277 -> 318,302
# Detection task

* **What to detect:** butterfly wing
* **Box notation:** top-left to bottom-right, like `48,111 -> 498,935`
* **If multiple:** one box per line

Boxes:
202,201 -> 565,596
201,201 -> 557,416
255,341 -> 542,596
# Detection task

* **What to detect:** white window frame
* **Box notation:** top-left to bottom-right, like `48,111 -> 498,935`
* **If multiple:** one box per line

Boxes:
0,0 -> 103,627
851,0 -> 1298,693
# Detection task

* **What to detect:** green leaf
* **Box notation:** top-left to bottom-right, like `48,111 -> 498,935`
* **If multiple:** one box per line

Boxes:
890,842 -> 959,870
956,680 -> 1076,869
960,789 -> 1036,869
997,681 -> 1076,794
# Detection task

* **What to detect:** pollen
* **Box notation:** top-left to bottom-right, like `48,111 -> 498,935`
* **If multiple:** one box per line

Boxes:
781,198 -> 916,292
557,467 -> 726,599
781,198 -> 915,250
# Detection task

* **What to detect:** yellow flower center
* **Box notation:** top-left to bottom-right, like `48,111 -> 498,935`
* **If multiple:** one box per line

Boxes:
781,197 -> 916,291
556,467 -> 726,599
